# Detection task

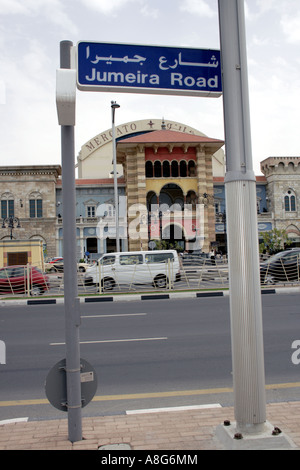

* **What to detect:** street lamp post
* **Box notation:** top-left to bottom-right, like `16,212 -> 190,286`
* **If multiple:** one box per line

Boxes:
2,216 -> 21,239
218,0 -> 267,434
111,101 -> 120,252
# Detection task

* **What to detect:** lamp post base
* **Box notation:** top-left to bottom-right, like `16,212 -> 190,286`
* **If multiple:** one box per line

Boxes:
215,420 -> 296,450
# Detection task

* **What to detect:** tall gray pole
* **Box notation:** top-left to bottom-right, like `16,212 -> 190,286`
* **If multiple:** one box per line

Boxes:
111,101 -> 120,252
218,0 -> 267,433
59,40 -> 82,442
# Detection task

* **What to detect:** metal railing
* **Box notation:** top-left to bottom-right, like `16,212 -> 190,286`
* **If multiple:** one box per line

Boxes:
0,264 -> 50,298
0,253 -> 299,299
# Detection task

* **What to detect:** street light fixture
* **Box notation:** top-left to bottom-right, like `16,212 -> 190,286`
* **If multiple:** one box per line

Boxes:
111,100 -> 120,252
2,216 -> 21,240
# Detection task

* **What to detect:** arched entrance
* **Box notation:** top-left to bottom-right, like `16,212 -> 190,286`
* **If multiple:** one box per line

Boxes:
159,185 -> 185,249
147,184 -> 186,250
162,223 -> 185,251
86,237 -> 98,254
286,225 -> 300,248
159,183 -> 184,209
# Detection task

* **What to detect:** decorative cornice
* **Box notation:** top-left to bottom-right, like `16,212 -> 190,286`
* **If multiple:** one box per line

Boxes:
0,165 -> 62,178
260,156 -> 300,176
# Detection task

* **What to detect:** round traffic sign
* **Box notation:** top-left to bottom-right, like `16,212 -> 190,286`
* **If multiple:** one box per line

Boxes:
45,358 -> 97,412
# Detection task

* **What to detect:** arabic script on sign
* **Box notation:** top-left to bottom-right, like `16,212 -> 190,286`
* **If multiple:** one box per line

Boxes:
85,46 -> 219,71
159,53 -> 219,70
86,46 -> 146,65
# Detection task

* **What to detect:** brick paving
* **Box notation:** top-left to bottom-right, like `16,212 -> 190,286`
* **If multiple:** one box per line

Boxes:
0,402 -> 300,450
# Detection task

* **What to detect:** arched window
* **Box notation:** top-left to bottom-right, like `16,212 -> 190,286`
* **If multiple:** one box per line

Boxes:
162,161 -> 170,178
188,160 -> 196,176
1,193 -> 14,219
171,161 -> 179,177
147,191 -> 158,211
145,161 -> 153,178
284,190 -> 296,212
180,161 -> 187,177
154,161 -> 162,178
186,190 -> 198,207
29,192 -> 43,218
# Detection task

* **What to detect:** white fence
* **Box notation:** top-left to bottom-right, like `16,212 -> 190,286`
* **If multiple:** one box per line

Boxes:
0,253 -> 299,299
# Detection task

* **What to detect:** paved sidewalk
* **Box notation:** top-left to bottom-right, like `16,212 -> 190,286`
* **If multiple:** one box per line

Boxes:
0,402 -> 300,450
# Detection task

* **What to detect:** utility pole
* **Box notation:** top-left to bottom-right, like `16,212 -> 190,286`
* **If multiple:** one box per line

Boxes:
111,101 -> 121,252
57,40 -> 82,442
218,0 -> 267,433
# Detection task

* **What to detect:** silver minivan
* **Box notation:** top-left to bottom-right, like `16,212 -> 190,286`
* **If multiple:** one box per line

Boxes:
84,250 -> 181,290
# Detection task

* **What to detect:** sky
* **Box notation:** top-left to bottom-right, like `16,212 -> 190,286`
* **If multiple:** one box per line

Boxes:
0,0 -> 300,176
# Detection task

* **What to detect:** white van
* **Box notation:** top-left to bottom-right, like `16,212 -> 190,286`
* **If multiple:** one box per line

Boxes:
84,250 -> 181,291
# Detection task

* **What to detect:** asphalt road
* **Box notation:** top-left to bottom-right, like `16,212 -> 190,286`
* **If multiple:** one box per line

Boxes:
0,292 -> 300,421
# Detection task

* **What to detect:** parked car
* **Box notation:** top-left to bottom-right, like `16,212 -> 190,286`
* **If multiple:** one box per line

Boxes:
0,265 -> 49,296
44,259 -> 90,273
84,250 -> 181,290
181,251 -> 213,266
44,257 -> 63,272
47,257 -> 64,263
45,258 -> 64,272
77,261 -> 91,272
260,249 -> 300,285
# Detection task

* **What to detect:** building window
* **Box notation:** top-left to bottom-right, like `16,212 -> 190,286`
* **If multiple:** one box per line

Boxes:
145,161 -> 153,178
145,159 -> 196,179
154,161 -> 162,178
1,194 -> 14,219
107,204 -> 115,218
284,190 -> 296,212
163,161 -> 170,178
29,198 -> 43,218
171,161 -> 179,177
186,190 -> 198,207
87,205 -> 96,218
180,161 -> 187,177
188,160 -> 196,176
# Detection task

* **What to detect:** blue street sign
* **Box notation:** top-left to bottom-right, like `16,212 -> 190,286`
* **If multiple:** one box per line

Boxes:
77,42 -> 222,97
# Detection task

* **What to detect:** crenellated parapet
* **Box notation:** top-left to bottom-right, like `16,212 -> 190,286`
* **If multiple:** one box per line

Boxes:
261,157 -> 300,176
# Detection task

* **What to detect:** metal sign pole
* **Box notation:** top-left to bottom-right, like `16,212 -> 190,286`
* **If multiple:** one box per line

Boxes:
111,101 -> 120,252
58,40 -> 82,443
218,0 -> 267,433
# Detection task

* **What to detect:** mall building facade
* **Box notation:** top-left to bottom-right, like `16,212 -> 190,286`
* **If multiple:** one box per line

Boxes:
0,119 -> 299,260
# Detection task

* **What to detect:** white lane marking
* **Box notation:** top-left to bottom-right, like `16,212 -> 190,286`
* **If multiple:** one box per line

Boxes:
82,313 -> 147,318
126,404 -> 222,415
0,417 -> 29,425
50,337 -> 167,346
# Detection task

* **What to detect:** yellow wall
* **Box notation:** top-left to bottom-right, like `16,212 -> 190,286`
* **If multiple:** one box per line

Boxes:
146,178 -> 198,196
0,240 -> 44,269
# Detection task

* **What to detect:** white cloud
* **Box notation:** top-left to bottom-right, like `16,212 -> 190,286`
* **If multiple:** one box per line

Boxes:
255,0 -> 278,14
281,12 -> 300,44
140,4 -> 159,19
179,0 -> 215,18
0,0 -> 78,35
80,0 -> 139,16
0,0 -> 30,14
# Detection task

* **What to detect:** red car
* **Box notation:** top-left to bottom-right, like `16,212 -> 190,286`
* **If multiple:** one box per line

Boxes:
48,257 -> 63,263
0,265 -> 50,296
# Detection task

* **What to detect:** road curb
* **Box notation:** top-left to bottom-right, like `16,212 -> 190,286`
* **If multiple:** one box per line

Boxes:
0,286 -> 299,307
